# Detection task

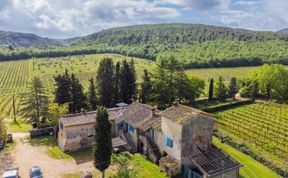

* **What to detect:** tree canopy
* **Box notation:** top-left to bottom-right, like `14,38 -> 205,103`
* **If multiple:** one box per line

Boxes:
252,64 -> 288,100
97,58 -> 115,107
20,77 -> 49,128
150,55 -> 204,109
93,106 -> 112,178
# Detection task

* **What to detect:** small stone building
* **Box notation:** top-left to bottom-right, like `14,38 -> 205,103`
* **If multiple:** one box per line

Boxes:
58,107 -> 126,152
58,101 -> 240,178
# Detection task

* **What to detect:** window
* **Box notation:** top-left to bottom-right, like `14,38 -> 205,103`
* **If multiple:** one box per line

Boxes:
128,125 -> 135,133
60,122 -> 63,130
166,137 -> 173,148
118,122 -> 124,129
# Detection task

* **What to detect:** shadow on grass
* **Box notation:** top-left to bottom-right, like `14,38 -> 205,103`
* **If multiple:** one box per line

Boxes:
8,120 -> 32,133
26,136 -> 57,147
68,147 -> 93,164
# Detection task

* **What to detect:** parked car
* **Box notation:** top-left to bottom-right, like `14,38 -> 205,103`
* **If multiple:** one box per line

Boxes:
0,143 -> 4,150
6,134 -> 13,143
3,168 -> 19,178
29,166 -> 42,178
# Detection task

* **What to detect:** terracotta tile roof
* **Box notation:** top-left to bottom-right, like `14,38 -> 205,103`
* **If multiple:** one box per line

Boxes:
116,102 -> 158,127
160,104 -> 213,125
138,116 -> 161,131
60,107 -> 126,127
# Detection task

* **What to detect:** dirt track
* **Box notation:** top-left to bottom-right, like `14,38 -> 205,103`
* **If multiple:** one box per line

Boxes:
9,133 -> 95,178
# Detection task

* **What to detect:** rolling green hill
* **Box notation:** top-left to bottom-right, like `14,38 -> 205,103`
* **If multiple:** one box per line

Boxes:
0,30 -> 62,48
278,28 -> 288,32
1,23 -> 288,68
79,23 -> 288,45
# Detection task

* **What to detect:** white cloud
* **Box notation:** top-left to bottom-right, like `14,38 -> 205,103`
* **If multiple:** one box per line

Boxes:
156,0 -> 230,10
0,0 -> 287,38
0,0 -> 180,38
235,0 -> 262,6
220,0 -> 288,31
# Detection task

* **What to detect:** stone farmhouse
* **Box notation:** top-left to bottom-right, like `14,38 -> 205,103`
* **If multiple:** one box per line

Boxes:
58,101 -> 240,178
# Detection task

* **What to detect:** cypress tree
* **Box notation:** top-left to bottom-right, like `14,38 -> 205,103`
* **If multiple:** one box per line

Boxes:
93,106 -> 112,178
215,76 -> 227,100
250,80 -> 259,99
120,60 -> 136,104
139,69 -> 152,104
88,78 -> 97,111
208,78 -> 214,100
228,77 -> 238,99
114,62 -> 121,103
97,58 -> 115,107
69,74 -> 87,113
54,69 -> 71,104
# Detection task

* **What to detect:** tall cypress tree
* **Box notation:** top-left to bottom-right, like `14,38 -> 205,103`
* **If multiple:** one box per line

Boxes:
214,76 -> 227,100
97,58 -> 115,107
54,69 -> 71,104
208,78 -> 214,100
114,62 -> 121,103
139,69 -> 152,104
69,74 -> 87,113
88,78 -> 97,111
228,77 -> 238,99
250,80 -> 259,99
120,60 -> 136,104
93,106 -> 112,178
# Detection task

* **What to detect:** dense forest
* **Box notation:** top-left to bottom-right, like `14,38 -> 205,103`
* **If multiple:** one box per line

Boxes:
1,24 -> 288,68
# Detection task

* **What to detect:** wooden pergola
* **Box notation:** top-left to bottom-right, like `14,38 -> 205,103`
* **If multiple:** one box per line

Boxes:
183,145 -> 241,177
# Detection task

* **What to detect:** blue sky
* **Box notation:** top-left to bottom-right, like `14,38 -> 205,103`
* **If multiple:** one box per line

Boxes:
0,0 -> 287,38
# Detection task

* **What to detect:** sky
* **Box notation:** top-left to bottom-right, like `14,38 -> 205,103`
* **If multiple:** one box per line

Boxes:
0,0 -> 287,39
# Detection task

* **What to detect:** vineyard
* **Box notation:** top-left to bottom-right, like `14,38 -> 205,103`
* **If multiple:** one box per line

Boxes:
0,53 -> 267,119
215,102 -> 288,170
0,54 -> 155,118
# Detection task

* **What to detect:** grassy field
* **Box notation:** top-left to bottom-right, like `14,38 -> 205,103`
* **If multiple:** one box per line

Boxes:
186,66 -> 258,81
214,102 -> 288,174
0,53 -> 265,119
213,138 -> 280,178
0,54 -> 156,118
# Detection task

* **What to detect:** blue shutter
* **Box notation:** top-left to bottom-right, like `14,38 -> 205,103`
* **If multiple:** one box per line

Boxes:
118,122 -> 124,129
129,125 -> 135,133
166,137 -> 173,148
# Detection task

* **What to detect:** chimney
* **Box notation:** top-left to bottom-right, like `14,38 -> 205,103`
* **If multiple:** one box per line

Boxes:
81,108 -> 86,115
173,99 -> 180,106
152,107 -> 157,117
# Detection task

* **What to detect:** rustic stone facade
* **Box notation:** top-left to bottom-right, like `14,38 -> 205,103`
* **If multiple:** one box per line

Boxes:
58,102 -> 240,178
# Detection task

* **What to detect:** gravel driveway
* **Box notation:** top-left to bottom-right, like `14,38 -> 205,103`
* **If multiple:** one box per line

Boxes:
8,133 -> 95,178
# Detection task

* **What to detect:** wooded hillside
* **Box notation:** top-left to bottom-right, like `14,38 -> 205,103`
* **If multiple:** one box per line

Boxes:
1,24 -> 288,68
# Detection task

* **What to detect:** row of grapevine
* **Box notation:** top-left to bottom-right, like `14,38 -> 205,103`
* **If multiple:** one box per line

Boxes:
215,102 -> 288,168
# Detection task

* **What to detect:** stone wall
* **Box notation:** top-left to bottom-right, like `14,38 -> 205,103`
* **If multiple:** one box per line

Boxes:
158,117 -> 183,161
58,124 -> 94,152
181,114 -> 214,164
209,168 -> 239,178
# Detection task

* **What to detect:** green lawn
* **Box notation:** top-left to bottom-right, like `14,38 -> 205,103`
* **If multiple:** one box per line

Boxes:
6,119 -> 32,133
132,154 -> 168,178
213,137 -> 280,178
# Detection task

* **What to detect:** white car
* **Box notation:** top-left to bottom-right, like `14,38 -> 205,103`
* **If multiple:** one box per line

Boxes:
3,168 -> 19,178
